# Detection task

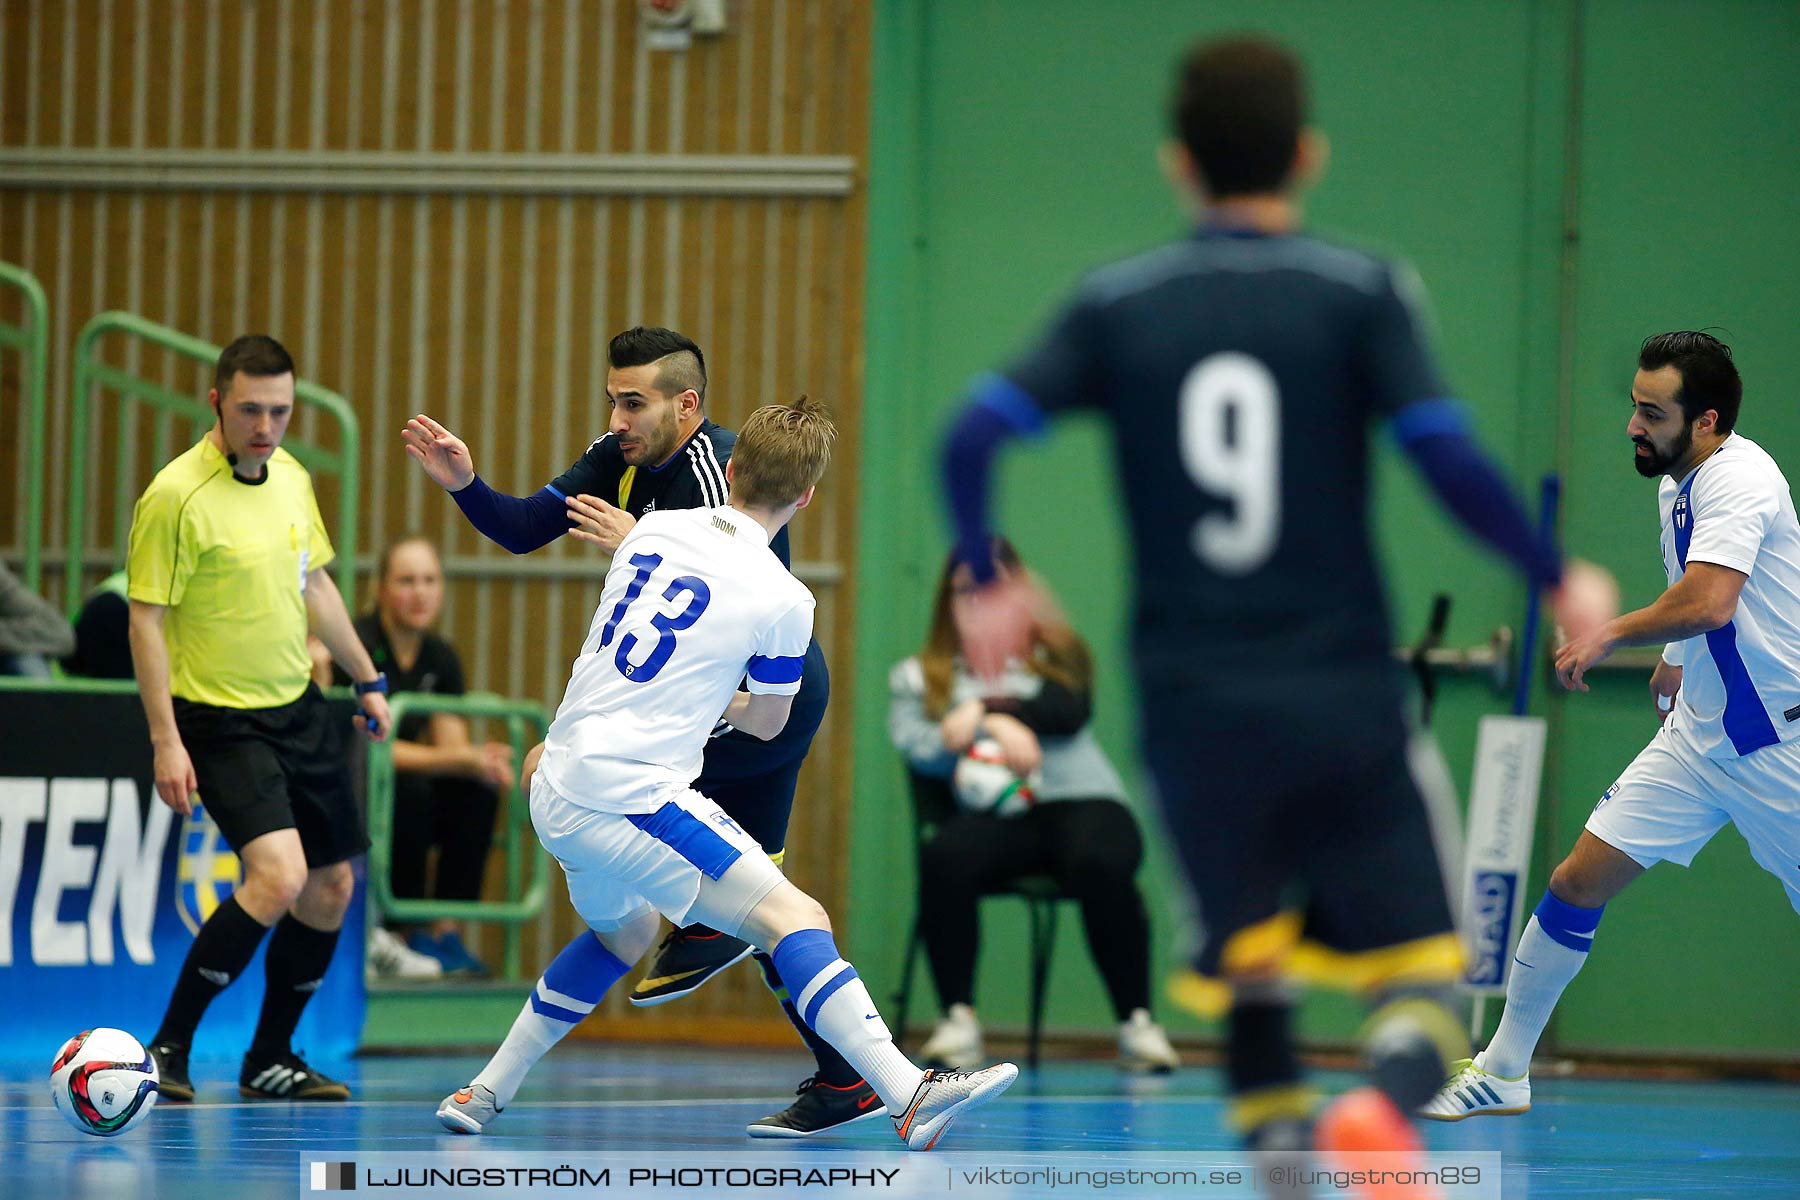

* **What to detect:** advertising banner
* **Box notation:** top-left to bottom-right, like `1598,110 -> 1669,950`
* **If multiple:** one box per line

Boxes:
1460,713 -> 1546,993
0,686 -> 364,1066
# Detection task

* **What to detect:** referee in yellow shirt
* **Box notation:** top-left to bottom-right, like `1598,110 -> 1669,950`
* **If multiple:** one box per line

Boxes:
126,335 -> 392,1103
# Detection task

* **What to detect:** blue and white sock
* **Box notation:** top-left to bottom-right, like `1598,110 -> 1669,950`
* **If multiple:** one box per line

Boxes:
473,933 -> 631,1108
1480,890 -> 1604,1078
772,928 -> 924,1111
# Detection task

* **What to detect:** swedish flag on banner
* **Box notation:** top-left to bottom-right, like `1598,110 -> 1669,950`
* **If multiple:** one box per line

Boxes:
177,803 -> 242,936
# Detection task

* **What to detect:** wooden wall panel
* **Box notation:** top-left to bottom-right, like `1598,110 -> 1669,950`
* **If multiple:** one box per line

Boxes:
0,0 -> 871,1041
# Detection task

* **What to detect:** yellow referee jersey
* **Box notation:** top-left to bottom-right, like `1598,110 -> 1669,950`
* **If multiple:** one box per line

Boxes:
126,437 -> 335,709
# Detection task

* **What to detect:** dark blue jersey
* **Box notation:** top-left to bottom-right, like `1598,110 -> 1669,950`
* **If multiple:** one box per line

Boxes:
550,419 -> 793,568
1000,230 -> 1445,689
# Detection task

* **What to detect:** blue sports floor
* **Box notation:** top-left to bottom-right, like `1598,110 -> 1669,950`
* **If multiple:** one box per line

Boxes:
7,1044 -> 1797,1199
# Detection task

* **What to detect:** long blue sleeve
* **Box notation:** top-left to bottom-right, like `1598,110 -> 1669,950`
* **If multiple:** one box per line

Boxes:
1392,401 -> 1561,587
941,375 -> 1047,583
450,475 -> 571,555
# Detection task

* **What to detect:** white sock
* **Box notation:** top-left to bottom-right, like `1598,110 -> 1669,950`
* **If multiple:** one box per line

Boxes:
1479,915 -> 1591,1079
472,934 -> 627,1109
473,996 -> 571,1110
774,929 -> 925,1111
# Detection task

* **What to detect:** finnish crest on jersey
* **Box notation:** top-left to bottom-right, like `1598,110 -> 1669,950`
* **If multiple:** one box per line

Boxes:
1672,492 -> 1690,530
176,803 -> 243,936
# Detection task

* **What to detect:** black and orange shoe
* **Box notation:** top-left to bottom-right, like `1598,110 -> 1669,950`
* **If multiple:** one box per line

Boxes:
628,924 -> 753,1007
746,1075 -> 886,1138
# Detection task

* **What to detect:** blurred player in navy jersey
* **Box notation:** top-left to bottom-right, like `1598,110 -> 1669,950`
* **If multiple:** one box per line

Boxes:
939,34 -> 1616,1168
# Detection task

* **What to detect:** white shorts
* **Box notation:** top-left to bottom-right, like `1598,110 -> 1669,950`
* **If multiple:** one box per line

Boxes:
1586,712 -> 1800,914
529,772 -> 785,934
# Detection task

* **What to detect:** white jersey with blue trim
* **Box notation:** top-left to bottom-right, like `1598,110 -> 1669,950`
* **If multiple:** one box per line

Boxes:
1659,433 -> 1800,759
539,505 -> 814,812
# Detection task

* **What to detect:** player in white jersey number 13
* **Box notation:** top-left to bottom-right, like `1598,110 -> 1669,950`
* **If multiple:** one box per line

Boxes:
1425,331 -> 1800,1121
436,398 -> 1017,1149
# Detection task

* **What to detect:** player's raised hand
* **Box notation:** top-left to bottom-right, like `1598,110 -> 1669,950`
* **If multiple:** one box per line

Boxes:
402,414 -> 477,492
566,493 -> 636,554
953,574 -> 1038,682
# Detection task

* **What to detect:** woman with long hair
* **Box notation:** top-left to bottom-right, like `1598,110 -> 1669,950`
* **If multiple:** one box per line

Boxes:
888,538 -> 1177,1071
316,535 -> 513,978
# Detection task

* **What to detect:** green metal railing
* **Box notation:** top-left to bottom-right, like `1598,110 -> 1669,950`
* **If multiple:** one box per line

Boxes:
0,262 -> 50,593
365,692 -> 552,982
66,312 -> 360,613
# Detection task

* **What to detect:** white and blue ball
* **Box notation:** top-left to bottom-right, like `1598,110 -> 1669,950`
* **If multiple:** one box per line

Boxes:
953,737 -> 1040,817
50,1027 -> 159,1137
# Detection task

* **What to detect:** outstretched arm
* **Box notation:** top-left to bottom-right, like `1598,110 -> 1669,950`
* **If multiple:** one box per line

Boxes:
1391,400 -> 1561,585
941,378 -> 1052,679
402,414 -> 570,554
1393,400 -> 1617,647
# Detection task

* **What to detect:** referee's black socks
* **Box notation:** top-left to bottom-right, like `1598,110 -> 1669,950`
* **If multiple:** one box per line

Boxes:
250,915 -> 342,1058
153,895 -> 270,1048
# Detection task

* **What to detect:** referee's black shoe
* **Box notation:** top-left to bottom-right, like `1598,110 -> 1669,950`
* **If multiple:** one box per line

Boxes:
628,924 -> 753,1006
148,1041 -> 195,1103
239,1049 -> 351,1100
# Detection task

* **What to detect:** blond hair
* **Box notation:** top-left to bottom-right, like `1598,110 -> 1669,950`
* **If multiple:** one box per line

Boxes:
730,396 -> 837,509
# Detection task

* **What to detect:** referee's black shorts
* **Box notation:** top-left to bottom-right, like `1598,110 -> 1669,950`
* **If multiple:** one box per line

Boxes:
1142,672 -> 1455,984
174,683 -> 369,867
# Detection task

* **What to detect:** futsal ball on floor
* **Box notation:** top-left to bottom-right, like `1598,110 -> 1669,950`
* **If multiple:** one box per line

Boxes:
50,1028 -> 159,1137
952,737 -> 1039,816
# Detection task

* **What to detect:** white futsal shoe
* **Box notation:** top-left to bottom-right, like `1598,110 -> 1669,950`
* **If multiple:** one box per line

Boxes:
367,926 -> 444,982
437,1082 -> 502,1133
892,1063 -> 1019,1150
1418,1056 -> 1531,1121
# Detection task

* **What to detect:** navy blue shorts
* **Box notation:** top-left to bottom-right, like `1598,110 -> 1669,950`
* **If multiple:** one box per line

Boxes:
694,637 -> 828,854
1141,679 -> 1453,979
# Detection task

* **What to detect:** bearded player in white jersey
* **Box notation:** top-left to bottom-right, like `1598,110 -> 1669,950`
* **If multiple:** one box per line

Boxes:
1427,331 -> 1800,1120
436,397 -> 1017,1149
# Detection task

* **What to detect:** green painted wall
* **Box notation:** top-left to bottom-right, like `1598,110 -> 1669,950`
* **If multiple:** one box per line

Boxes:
854,0 -> 1800,1059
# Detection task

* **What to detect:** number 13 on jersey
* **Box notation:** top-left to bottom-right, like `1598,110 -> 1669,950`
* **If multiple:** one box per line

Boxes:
598,551 -> 713,682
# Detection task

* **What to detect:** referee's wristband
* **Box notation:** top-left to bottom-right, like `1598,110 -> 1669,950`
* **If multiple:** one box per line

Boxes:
353,673 -> 389,696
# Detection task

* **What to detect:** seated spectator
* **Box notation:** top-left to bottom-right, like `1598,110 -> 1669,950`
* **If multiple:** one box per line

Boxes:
316,535 -> 513,979
888,538 -> 1179,1073
61,570 -> 135,679
0,560 -> 75,678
